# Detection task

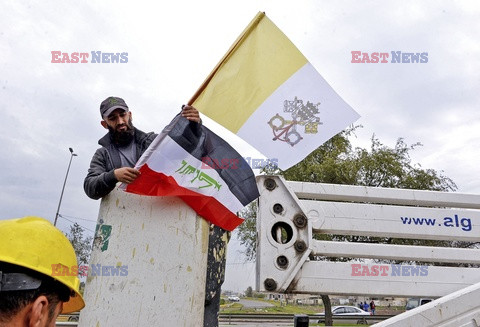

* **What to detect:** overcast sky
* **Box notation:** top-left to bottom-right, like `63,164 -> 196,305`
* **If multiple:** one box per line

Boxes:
1,1 -> 479,293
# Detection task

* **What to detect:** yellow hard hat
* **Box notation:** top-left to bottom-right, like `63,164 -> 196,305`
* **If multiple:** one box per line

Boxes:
0,216 -> 85,313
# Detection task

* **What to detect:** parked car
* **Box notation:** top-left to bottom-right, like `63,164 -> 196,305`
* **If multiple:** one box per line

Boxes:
405,298 -> 433,310
228,295 -> 240,302
316,305 -> 371,323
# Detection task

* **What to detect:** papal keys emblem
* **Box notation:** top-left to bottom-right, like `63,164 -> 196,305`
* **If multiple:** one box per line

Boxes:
268,97 -> 323,146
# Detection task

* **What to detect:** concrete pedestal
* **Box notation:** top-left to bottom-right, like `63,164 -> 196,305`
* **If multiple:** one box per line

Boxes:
78,188 -> 209,326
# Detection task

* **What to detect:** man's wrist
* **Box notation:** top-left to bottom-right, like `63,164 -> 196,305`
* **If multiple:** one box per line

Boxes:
107,170 -> 119,184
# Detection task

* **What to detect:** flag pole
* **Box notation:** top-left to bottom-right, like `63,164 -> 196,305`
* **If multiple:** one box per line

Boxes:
187,11 -> 266,106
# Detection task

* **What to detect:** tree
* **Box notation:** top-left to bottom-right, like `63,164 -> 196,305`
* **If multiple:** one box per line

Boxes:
66,223 -> 93,266
282,129 -> 456,191
245,286 -> 253,298
237,201 -> 257,261
237,127 -> 458,325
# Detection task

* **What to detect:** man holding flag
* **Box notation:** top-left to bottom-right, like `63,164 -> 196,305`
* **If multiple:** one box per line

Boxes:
84,96 -> 201,199
84,97 -> 229,327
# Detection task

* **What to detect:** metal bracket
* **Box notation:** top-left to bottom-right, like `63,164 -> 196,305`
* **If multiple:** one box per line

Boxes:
256,175 -> 312,293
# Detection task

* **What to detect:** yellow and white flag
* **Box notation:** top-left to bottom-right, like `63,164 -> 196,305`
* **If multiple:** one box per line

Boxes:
190,12 -> 360,170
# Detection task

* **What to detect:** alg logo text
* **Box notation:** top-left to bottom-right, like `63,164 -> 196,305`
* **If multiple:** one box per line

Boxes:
351,51 -> 428,63
51,51 -> 128,63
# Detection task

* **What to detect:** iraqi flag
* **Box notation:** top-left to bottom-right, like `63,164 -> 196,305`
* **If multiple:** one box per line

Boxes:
190,12 -> 360,170
124,114 -> 259,231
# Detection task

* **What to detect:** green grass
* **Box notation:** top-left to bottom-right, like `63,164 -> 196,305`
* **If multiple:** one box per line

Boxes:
221,298 -> 403,314
220,297 -> 324,314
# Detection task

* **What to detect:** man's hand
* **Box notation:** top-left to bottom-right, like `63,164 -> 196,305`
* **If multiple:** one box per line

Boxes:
181,105 -> 202,123
114,167 -> 140,184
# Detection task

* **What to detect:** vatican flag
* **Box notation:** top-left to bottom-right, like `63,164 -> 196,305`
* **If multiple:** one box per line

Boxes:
190,12 -> 360,170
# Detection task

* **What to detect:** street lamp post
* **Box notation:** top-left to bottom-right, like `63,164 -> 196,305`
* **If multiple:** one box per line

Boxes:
54,147 -> 78,226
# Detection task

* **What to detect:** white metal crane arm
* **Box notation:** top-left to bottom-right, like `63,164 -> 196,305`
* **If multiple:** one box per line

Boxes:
288,180 -> 480,209
311,240 -> 480,264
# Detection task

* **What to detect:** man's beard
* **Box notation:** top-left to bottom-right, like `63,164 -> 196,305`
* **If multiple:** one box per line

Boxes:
108,119 -> 135,146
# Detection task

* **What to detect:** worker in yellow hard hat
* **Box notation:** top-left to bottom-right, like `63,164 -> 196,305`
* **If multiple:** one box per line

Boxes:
0,216 -> 85,326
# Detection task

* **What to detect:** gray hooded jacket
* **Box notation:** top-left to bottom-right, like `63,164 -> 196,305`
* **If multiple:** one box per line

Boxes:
84,128 -> 157,200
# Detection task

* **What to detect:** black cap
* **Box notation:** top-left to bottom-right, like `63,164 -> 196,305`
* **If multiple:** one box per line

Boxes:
100,97 -> 129,119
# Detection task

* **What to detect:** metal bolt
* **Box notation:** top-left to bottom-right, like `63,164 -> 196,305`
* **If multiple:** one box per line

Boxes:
264,178 -> 277,191
264,278 -> 277,291
276,255 -> 289,269
294,240 -> 307,253
273,203 -> 283,214
293,214 -> 307,228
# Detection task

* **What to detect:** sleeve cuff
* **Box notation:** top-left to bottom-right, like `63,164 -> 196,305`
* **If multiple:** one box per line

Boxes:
105,170 -> 118,186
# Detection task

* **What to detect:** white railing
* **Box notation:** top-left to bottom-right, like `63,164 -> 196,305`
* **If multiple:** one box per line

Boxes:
256,175 -> 480,299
